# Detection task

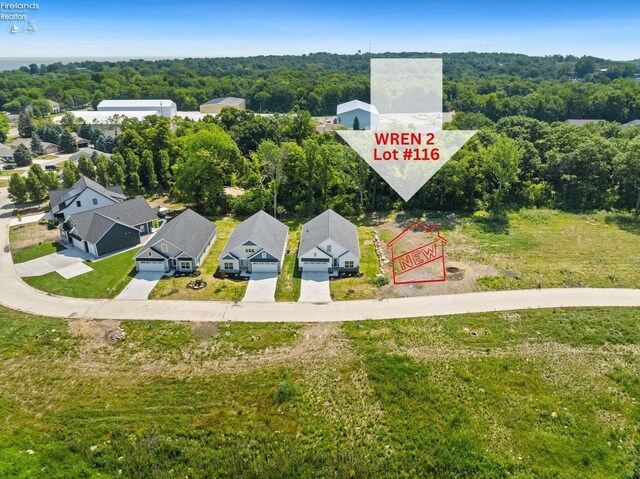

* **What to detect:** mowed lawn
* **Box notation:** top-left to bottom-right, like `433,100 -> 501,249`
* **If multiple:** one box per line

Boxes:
446,209 -> 640,290
275,220 -> 302,301
149,217 -> 248,301
11,242 -> 64,264
23,248 -> 139,299
0,306 -> 638,478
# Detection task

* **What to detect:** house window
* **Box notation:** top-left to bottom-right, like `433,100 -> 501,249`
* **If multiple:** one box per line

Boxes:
161,243 -> 168,253
92,198 -> 98,205
327,245 -> 332,252
246,248 -> 255,253
179,261 -> 191,270
313,252 -> 317,257
345,261 -> 354,268
76,200 -> 81,207
261,252 -> 266,258
148,252 -> 152,256
224,262 -> 234,270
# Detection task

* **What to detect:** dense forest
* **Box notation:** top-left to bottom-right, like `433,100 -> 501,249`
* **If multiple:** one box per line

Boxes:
1,52 -> 639,121
4,52 -> 640,219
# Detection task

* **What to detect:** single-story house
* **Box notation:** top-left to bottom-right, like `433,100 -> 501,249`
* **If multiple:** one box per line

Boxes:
135,209 -> 217,273
336,100 -> 379,129
49,100 -> 61,114
298,209 -> 360,275
200,97 -> 246,114
69,148 -> 111,162
564,119 -> 604,127
11,137 -> 59,155
49,175 -> 126,222
60,197 -> 157,258
0,145 -> 14,162
71,132 -> 91,148
219,210 -> 288,274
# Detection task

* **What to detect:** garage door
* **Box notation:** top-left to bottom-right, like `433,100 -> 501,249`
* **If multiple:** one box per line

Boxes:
251,262 -> 278,273
136,260 -> 166,272
301,261 -> 329,272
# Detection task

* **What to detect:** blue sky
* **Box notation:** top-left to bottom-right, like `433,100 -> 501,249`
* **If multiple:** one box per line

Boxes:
2,0 -> 640,60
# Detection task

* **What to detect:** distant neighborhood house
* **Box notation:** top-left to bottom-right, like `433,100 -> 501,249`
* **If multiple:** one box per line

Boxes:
11,138 -> 59,155
200,97 -> 246,114
564,119 -> 604,127
60,198 -> 157,258
219,210 -> 288,274
298,209 -> 360,274
49,176 -> 126,222
69,148 -> 111,163
622,119 -> 640,128
97,99 -> 178,119
0,145 -> 14,162
135,209 -> 217,273
336,100 -> 379,129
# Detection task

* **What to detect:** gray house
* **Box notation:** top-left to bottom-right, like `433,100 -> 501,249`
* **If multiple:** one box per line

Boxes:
135,209 -> 217,273
622,119 -> 640,129
298,209 -> 360,275
49,176 -> 126,222
336,100 -> 379,129
69,148 -> 111,163
0,145 -> 14,162
60,198 -> 157,258
219,210 -> 288,274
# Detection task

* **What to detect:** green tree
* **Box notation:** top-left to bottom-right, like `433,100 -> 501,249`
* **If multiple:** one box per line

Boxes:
13,144 -> 32,167
612,141 -> 640,217
174,149 -> 227,214
485,136 -> 523,212
59,130 -> 78,154
42,170 -> 60,191
352,116 -> 360,131
0,115 -> 9,143
108,152 -> 126,187
95,154 -> 110,186
157,150 -> 172,189
61,160 -> 80,188
78,156 -> 96,180
8,174 -> 28,204
124,152 -> 142,192
254,140 -> 285,217
26,166 -> 47,203
30,132 -> 43,156
140,150 -> 158,190
17,112 -> 33,138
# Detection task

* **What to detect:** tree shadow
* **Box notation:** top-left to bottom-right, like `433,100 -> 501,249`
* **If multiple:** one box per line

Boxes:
473,211 -> 511,235
603,213 -> 640,236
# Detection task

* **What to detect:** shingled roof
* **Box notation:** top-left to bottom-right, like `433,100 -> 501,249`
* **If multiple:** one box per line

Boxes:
65,198 -> 156,243
219,210 -> 288,262
137,209 -> 217,259
298,209 -> 359,258
49,175 -> 125,212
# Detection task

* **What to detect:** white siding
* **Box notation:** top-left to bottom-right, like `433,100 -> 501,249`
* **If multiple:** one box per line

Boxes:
60,189 -> 119,220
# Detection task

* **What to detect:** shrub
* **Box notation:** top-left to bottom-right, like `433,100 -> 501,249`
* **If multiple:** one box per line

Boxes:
274,379 -> 295,405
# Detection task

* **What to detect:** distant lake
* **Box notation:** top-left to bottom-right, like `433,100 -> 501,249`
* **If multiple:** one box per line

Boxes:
0,57 -> 162,71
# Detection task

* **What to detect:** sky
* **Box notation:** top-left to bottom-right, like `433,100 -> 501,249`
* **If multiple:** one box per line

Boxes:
1,0 -> 640,60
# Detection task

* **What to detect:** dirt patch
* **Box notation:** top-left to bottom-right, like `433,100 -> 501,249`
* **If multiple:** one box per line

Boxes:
192,322 -> 219,339
69,319 -> 122,350
147,195 -> 186,212
10,223 -> 60,251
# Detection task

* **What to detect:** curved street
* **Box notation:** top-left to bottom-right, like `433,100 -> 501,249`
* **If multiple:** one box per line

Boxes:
1,188 -> 639,323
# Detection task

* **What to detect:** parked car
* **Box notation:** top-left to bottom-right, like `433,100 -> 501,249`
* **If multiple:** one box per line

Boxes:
45,165 -> 58,171
3,164 -> 16,170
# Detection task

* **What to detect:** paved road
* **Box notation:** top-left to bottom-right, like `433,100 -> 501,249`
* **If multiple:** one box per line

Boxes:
1,188 -> 639,322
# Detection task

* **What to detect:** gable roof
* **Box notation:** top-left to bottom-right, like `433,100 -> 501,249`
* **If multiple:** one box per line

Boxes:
337,100 -> 379,116
298,209 -> 359,258
65,197 -> 157,244
50,175 -> 125,211
0,145 -> 13,158
11,138 -> 58,150
202,97 -> 245,107
220,210 -> 288,262
137,209 -> 217,260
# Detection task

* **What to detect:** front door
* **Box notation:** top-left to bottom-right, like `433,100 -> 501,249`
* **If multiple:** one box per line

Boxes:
240,259 -> 249,270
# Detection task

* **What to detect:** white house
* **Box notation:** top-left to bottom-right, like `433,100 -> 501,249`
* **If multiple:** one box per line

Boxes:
297,209 -> 360,275
336,100 -> 379,129
219,210 -> 288,275
48,176 -> 126,222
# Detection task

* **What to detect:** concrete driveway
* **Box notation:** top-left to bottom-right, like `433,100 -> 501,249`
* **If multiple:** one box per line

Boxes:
299,272 -> 331,303
242,272 -> 278,303
116,271 -> 165,300
15,246 -> 93,279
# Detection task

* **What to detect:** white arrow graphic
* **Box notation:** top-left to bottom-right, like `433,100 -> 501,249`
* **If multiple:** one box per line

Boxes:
338,59 -> 476,202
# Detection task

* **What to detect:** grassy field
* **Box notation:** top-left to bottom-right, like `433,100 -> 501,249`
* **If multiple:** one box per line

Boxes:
275,220 -> 302,301
149,217 -> 248,301
23,248 -> 139,298
0,306 -> 638,478
11,241 -> 64,264
448,209 -> 640,290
